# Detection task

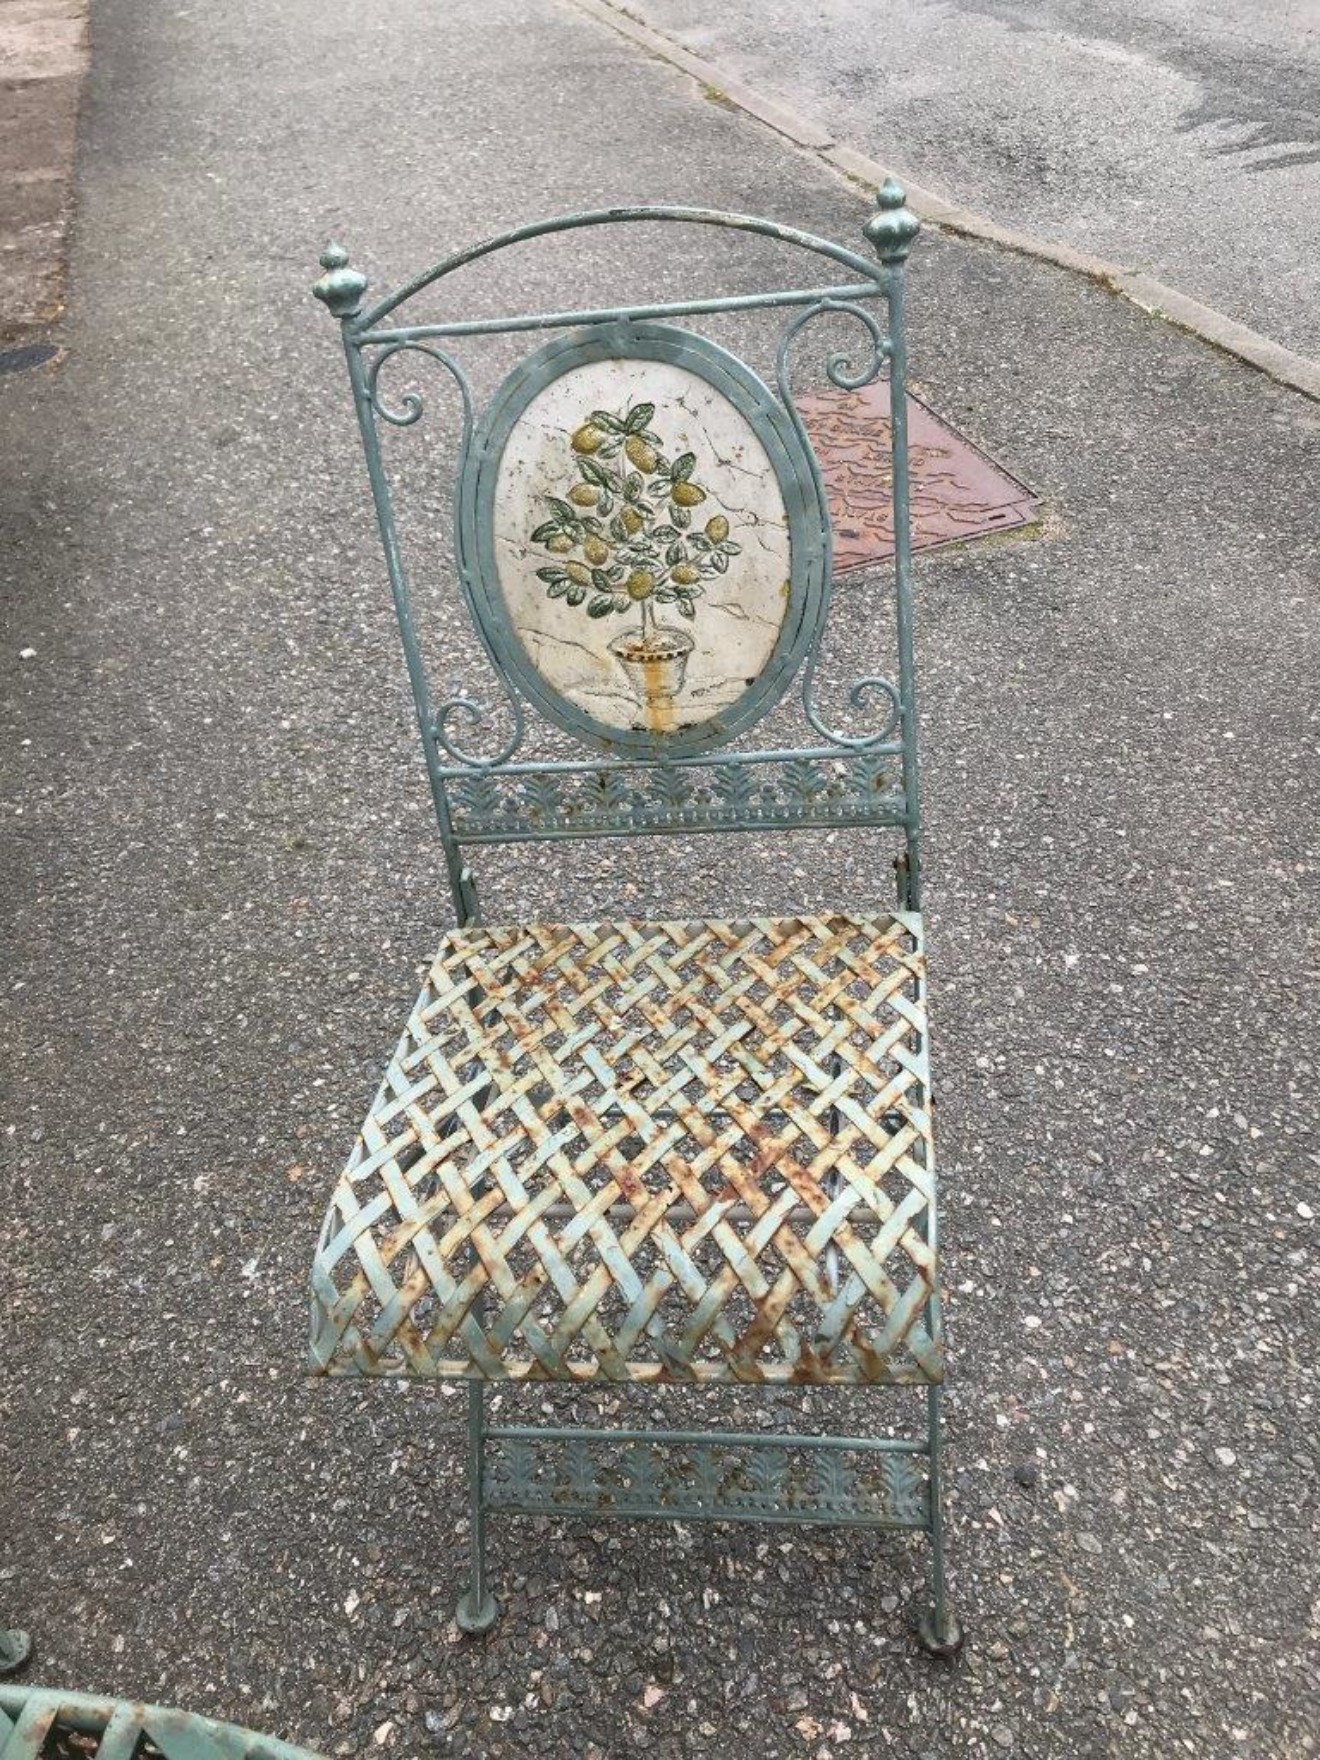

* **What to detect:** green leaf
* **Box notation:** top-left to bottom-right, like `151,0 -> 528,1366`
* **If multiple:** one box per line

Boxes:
652,525 -> 678,543
587,596 -> 614,617
530,521 -> 561,544
671,451 -> 696,483
665,542 -> 684,566
547,581 -> 568,599
711,551 -> 729,573
689,534 -> 712,553
599,438 -> 622,458
654,587 -> 677,603
612,595 -> 630,612
579,457 -> 614,487
721,541 -> 742,555
624,402 -> 655,433
609,517 -> 628,543
535,566 -> 568,584
548,497 -> 579,525
598,493 -> 615,516
672,504 -> 691,529
589,410 -> 625,432
677,596 -> 697,619
624,474 -> 643,503
591,568 -> 613,591
566,584 -> 587,607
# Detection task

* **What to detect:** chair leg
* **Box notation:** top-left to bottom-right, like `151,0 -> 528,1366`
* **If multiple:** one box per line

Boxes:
455,1381 -> 498,1634
916,1386 -> 963,1659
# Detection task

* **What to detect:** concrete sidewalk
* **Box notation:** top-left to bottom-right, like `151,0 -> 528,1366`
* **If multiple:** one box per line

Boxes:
0,0 -> 89,347
1,1 -> 1318,1757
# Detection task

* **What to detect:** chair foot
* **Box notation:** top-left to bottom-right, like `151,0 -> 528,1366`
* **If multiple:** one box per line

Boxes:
915,1604 -> 963,1660
0,1629 -> 31,1677
456,1589 -> 498,1636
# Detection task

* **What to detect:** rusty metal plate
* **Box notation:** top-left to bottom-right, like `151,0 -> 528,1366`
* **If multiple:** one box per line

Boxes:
800,382 -> 1038,572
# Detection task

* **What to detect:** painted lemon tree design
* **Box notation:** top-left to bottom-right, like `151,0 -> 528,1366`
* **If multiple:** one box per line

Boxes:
529,399 -> 742,713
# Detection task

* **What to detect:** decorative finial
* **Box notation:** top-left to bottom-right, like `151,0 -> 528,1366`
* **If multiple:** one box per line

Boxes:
313,242 -> 368,319
863,178 -> 921,265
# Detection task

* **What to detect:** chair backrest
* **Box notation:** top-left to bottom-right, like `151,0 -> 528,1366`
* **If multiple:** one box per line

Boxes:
313,187 -> 924,922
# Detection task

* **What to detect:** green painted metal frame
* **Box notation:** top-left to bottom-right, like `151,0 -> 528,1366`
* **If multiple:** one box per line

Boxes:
0,1688 -> 327,1760
312,198 -> 926,909
312,187 -> 960,1656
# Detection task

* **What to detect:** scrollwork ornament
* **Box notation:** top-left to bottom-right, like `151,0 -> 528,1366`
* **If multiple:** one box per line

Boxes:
799,658 -> 903,749
432,689 -> 527,769
359,341 -> 528,766
365,340 -> 474,433
776,296 -> 892,406
776,299 -> 904,751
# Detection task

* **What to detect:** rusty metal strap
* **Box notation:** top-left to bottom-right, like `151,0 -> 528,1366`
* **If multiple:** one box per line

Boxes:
310,912 -> 944,1386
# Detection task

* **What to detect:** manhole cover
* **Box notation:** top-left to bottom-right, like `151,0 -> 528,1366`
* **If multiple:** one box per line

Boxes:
799,381 -> 1039,572
0,342 -> 62,377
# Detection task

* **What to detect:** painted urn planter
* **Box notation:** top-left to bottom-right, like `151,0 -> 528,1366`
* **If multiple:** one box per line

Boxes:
608,620 -> 696,707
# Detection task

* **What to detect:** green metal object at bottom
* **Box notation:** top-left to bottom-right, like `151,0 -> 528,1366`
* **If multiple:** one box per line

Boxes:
0,1687 -> 329,1760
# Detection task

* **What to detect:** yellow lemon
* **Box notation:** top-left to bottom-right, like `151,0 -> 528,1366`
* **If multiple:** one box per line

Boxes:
704,515 -> 729,543
569,483 -> 600,506
620,507 -> 644,535
625,569 -> 655,601
625,435 -> 657,472
582,536 -> 611,565
671,482 -> 706,507
670,563 -> 700,585
571,424 -> 605,455
566,562 -> 593,586
545,533 -> 574,554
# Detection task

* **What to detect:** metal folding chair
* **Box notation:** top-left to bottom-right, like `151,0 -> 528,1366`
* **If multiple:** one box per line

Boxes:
308,182 -> 961,1656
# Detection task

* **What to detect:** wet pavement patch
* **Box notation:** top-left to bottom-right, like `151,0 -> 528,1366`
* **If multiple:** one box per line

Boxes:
800,381 -> 1040,570
0,343 -> 62,376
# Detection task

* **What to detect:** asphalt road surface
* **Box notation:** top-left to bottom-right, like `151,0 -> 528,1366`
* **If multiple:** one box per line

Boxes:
623,0 -> 1320,358
4,0 -> 1319,1753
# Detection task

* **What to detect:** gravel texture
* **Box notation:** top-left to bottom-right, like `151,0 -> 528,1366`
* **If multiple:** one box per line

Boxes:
2,1 -> 1319,1757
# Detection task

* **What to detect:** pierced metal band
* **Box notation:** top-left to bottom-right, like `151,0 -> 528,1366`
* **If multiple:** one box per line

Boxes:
483,1426 -> 931,1529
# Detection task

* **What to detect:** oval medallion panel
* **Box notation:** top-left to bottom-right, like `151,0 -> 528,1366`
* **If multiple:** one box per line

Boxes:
458,324 -> 828,757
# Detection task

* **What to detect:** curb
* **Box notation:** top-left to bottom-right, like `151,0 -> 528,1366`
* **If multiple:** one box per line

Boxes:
568,0 -> 1320,406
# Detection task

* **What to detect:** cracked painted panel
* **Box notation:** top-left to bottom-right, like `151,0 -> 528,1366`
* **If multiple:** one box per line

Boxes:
492,359 -> 792,735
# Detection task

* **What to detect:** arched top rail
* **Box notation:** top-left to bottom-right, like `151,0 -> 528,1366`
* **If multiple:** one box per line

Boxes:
351,207 -> 890,334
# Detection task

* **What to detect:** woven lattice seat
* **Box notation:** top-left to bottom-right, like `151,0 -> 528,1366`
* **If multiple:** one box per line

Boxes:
311,912 -> 942,1387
